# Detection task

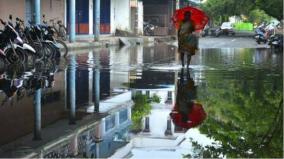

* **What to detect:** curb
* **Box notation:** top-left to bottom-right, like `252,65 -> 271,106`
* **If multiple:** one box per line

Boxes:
64,36 -> 175,51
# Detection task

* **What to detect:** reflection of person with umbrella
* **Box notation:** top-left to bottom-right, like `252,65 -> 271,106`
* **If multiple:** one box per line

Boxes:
170,69 -> 206,129
172,6 -> 209,68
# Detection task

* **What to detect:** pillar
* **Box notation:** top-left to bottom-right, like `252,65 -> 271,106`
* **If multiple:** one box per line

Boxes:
69,0 -> 76,42
94,142 -> 100,158
33,88 -> 42,140
164,117 -> 173,136
94,119 -> 104,158
176,0 -> 180,10
143,116 -> 150,132
69,55 -> 76,124
93,53 -> 100,112
34,0 -> 41,24
115,112 -> 120,127
127,106 -> 131,120
88,51 -> 94,106
89,0 -> 94,35
94,0 -> 100,41
64,0 -> 67,27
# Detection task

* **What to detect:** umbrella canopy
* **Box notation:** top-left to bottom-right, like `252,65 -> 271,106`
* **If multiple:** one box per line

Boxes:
172,6 -> 209,31
170,102 -> 206,129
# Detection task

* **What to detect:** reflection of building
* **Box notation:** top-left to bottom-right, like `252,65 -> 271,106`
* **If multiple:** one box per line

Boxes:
0,70 -> 66,146
76,106 -> 132,158
66,50 -> 111,111
42,104 -> 132,158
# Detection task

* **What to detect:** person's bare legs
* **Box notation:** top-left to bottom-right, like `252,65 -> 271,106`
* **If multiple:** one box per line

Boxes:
180,52 -> 185,67
187,54 -> 191,68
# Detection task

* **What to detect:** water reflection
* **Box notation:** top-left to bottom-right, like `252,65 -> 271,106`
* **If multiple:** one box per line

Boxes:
170,68 -> 206,129
0,45 -> 282,158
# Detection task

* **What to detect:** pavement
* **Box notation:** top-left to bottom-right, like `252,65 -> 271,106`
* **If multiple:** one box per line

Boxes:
198,36 -> 269,48
64,35 -> 174,51
64,33 -> 268,52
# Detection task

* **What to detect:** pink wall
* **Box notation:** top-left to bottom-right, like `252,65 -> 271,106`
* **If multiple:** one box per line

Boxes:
41,0 -> 65,25
0,0 -> 65,30
0,0 -> 25,29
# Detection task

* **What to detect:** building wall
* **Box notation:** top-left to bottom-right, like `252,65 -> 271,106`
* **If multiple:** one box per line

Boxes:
0,0 -> 25,29
41,0 -> 65,25
0,0 -> 65,29
110,0 -> 131,34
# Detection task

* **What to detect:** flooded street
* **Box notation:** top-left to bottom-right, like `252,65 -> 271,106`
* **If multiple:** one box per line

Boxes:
0,44 -> 282,158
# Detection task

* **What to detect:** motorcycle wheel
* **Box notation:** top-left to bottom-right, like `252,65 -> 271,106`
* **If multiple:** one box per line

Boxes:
6,48 -> 25,64
42,42 -> 55,59
32,42 -> 44,60
54,40 -> 68,57
144,28 -> 151,36
0,57 -> 6,74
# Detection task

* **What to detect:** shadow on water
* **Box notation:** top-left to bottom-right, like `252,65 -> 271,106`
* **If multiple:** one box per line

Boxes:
0,45 -> 282,158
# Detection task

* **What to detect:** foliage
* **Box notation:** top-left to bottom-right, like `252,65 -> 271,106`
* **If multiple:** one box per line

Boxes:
131,94 -> 152,131
191,49 -> 283,158
248,9 -> 273,25
201,0 -> 282,25
131,93 -> 161,131
151,94 -> 161,103
201,0 -> 255,26
256,0 -> 283,20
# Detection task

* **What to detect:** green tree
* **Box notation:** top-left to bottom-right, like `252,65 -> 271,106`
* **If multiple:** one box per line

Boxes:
201,0 -> 283,25
248,9 -> 273,25
256,0 -> 283,20
201,0 -> 256,25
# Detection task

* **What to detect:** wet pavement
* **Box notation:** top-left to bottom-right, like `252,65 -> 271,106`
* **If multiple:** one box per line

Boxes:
0,44 -> 282,158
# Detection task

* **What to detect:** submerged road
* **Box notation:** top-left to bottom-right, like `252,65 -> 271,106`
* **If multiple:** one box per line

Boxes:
170,36 -> 269,49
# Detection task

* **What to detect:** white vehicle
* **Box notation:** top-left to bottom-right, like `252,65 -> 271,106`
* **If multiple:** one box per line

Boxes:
215,22 -> 235,37
220,22 -> 233,30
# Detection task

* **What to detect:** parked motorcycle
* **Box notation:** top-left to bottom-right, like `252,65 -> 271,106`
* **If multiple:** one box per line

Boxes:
0,19 -> 28,64
143,22 -> 156,36
254,27 -> 267,44
201,25 -> 209,37
268,34 -> 283,51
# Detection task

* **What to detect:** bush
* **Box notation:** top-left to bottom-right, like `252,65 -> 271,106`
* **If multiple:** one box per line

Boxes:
131,94 -> 152,131
151,94 -> 161,103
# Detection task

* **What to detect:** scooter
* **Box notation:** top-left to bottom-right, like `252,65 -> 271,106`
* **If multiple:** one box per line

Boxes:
254,27 -> 267,44
268,34 -> 283,51
0,18 -> 36,64
143,22 -> 156,36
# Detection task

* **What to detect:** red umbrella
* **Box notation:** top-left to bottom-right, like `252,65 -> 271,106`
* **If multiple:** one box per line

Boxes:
170,102 -> 207,129
172,6 -> 209,31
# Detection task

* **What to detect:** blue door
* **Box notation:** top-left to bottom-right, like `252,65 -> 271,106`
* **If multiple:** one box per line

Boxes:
67,0 -> 89,34
94,0 -> 111,34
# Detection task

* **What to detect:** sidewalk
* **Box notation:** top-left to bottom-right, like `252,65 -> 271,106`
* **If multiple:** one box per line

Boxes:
64,35 -> 176,51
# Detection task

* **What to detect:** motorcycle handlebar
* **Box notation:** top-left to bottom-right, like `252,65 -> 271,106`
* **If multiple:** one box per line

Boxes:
0,19 -> 6,25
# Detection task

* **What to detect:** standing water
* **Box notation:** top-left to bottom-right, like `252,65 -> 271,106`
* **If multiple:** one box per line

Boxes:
0,44 -> 282,158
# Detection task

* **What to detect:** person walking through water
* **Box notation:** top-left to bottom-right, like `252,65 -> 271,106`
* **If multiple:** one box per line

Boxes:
178,11 -> 198,68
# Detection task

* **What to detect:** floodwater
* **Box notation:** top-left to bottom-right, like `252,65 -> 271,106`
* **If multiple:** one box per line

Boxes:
0,44 -> 282,158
